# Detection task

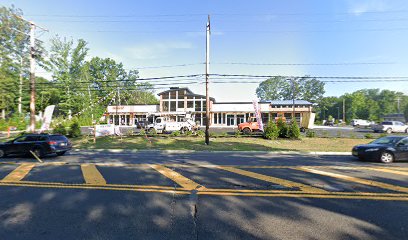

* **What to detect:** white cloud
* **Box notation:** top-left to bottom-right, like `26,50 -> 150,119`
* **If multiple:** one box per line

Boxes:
126,41 -> 193,60
347,0 -> 388,16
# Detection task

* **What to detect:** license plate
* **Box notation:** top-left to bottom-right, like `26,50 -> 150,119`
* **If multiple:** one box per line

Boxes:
60,143 -> 67,146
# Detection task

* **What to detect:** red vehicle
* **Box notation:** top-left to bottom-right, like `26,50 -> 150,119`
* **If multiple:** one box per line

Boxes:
238,117 -> 262,134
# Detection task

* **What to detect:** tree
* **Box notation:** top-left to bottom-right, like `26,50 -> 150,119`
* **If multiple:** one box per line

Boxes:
256,76 -> 325,103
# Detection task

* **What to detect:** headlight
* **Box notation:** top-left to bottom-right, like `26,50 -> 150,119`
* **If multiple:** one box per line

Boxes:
365,148 -> 379,152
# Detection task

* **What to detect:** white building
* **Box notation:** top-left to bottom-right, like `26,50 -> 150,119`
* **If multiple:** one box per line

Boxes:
106,87 -> 313,127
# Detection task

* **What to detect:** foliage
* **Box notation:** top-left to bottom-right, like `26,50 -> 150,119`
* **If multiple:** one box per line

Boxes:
139,129 -> 146,135
276,118 -> 289,138
170,130 -> 181,137
68,121 -> 81,138
185,130 -> 193,136
305,130 -> 316,138
288,119 -> 301,139
364,133 -> 374,139
196,130 -> 205,137
147,128 -> 157,136
53,124 -> 67,135
263,120 -> 279,140
256,76 -> 325,104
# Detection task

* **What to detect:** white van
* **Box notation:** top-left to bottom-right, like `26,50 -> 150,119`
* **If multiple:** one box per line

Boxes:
351,119 -> 374,127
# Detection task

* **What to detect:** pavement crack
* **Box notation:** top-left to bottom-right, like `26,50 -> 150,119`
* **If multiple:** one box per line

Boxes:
189,189 -> 199,240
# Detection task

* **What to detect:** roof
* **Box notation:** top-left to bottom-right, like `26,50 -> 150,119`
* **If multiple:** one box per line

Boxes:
268,100 -> 312,105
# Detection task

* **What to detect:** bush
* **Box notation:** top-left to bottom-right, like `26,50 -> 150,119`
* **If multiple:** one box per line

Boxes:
234,130 -> 242,138
379,133 -> 387,138
139,129 -> 146,135
288,119 -> 301,139
305,130 -> 316,138
171,130 -> 181,137
68,121 -> 81,138
185,130 -> 193,136
148,128 -> 157,136
364,133 -> 375,139
276,118 -> 289,138
53,124 -> 67,135
196,130 -> 205,137
263,121 -> 279,140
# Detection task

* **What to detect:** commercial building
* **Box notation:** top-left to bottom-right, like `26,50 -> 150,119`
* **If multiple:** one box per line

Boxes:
106,87 -> 314,127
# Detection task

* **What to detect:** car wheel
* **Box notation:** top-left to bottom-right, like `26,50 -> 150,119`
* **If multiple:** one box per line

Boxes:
0,149 -> 5,158
242,128 -> 251,135
386,128 -> 392,134
32,148 -> 44,158
56,151 -> 66,156
380,151 -> 394,163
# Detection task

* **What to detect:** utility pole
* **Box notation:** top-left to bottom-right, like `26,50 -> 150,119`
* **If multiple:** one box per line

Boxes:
205,15 -> 210,145
342,98 -> 346,123
15,15 -> 47,132
291,78 -> 295,120
396,97 -> 401,113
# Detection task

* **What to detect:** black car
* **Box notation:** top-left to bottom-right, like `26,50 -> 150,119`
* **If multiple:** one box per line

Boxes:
0,134 -> 72,158
352,136 -> 408,163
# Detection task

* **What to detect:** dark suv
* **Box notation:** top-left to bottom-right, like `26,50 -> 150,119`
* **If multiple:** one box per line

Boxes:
0,134 -> 72,158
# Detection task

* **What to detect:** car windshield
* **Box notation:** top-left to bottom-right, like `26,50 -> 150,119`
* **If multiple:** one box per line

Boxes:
370,137 -> 403,145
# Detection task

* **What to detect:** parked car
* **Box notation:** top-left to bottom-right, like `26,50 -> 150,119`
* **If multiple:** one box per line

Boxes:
0,134 -> 72,158
371,121 -> 408,133
352,136 -> 408,163
351,119 -> 374,127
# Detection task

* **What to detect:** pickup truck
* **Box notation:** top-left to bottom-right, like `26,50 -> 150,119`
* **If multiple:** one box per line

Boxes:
146,117 -> 199,134
371,121 -> 408,134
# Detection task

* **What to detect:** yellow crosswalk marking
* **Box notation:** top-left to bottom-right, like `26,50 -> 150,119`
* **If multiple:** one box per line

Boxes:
1,164 -> 35,182
150,164 -> 205,190
218,166 -> 327,193
81,164 -> 106,185
296,167 -> 408,193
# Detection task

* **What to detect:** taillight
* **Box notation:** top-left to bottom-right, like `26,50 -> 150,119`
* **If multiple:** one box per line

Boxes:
48,141 -> 57,145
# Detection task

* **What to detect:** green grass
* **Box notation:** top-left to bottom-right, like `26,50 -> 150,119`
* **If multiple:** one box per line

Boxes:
72,136 -> 371,152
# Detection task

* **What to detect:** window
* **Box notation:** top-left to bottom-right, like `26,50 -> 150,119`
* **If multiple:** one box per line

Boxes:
156,119 -> 161,124
178,90 -> 185,99
187,101 -> 193,108
14,136 -> 29,142
178,101 -> 184,109
170,91 -> 177,99
214,113 -> 218,124
163,101 -> 169,111
195,101 -> 202,111
170,101 -> 176,111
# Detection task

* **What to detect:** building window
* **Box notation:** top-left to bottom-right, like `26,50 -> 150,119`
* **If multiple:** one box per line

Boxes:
178,90 -> 185,99
163,101 -> 169,111
214,113 -> 218,124
170,101 -> 176,111
195,113 -> 202,125
261,113 -> 269,123
187,101 -> 193,108
170,91 -> 177,99
178,101 -> 184,109
195,101 -> 201,111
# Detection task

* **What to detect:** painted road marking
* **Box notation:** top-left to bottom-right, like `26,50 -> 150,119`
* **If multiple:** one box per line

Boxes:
366,167 -> 408,176
150,164 -> 205,190
81,164 -> 106,185
296,167 -> 408,193
1,164 -> 35,182
218,166 -> 327,193
0,181 -> 408,201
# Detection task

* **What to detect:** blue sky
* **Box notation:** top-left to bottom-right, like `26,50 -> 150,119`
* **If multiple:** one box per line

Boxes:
3,0 -> 408,101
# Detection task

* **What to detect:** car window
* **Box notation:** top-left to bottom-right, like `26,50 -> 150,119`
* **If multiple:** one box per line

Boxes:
381,122 -> 392,125
371,137 -> 403,145
50,135 -> 67,141
14,136 -> 28,142
399,138 -> 408,145
37,136 -> 49,141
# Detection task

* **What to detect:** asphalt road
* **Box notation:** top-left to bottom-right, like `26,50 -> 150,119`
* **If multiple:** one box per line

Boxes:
0,151 -> 408,240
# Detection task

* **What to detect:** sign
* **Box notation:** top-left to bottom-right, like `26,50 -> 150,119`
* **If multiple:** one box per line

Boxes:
40,105 -> 55,131
95,124 -> 115,137
252,100 -> 264,132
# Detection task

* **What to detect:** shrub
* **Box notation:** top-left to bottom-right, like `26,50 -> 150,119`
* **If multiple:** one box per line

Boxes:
68,121 -> 81,138
185,130 -> 193,136
139,129 -> 146,135
171,130 -> 181,137
288,119 -> 301,139
148,128 -> 157,136
263,120 -> 279,140
196,130 -> 205,137
53,124 -> 67,135
234,130 -> 242,138
364,133 -> 375,139
305,130 -> 316,138
379,133 -> 387,138
276,118 -> 289,138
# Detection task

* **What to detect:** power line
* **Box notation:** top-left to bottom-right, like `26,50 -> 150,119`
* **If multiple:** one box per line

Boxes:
213,62 -> 397,66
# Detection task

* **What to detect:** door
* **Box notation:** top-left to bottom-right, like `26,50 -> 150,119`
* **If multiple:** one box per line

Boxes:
226,114 -> 235,126
9,135 -> 35,154
396,138 -> 408,160
236,114 -> 245,125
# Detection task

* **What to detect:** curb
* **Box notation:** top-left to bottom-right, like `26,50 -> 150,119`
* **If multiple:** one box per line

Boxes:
72,149 -> 351,156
